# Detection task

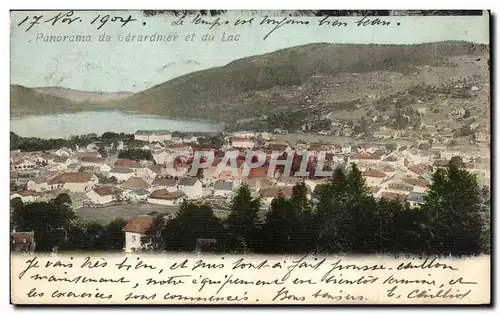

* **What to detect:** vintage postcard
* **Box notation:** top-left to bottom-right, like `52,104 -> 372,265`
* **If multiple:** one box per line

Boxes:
9,10 -> 491,305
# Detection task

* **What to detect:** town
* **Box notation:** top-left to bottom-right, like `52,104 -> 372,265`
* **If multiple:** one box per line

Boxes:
10,126 -> 490,254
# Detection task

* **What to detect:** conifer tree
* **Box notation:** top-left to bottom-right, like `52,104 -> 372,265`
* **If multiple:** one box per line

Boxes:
226,184 -> 260,251
422,159 -> 484,256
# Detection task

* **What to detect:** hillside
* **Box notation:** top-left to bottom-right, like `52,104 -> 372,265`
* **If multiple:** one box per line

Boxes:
10,85 -> 82,115
109,41 -> 488,122
35,86 -> 133,103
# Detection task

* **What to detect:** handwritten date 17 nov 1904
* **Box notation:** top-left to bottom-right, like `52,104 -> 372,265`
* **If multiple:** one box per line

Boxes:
16,11 -> 139,32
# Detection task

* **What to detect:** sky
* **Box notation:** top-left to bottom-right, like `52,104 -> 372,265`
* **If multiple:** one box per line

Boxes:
10,10 -> 489,93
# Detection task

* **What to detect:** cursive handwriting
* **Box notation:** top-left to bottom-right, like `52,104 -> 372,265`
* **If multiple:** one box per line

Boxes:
16,11 -> 138,32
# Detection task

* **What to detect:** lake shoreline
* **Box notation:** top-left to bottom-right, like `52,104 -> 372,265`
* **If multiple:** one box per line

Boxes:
10,110 -> 224,139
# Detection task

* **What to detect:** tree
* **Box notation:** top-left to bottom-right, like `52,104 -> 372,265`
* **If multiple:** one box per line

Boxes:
118,148 -> 153,161
163,201 -> 230,252
54,193 -> 72,206
98,146 -> 108,158
10,197 -> 23,212
102,218 -> 127,251
421,159 -> 484,256
225,184 -> 260,251
142,213 -> 166,251
261,194 -> 302,253
12,198 -> 76,252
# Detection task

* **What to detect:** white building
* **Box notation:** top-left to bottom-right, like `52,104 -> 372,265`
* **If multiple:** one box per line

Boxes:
123,215 -> 154,252
134,130 -> 172,142
151,178 -> 178,192
86,186 -> 123,205
108,167 -> 135,182
213,180 -> 234,198
177,178 -> 203,199
27,177 -> 50,192
10,190 -> 41,203
55,147 -> 73,157
231,137 -> 255,149
148,189 -> 187,206
362,169 -> 387,187
48,172 -> 98,193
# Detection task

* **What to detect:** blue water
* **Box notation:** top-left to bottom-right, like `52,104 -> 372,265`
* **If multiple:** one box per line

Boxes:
10,111 -> 223,139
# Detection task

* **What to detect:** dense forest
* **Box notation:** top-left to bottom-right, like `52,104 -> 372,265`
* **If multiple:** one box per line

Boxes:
11,158 -> 490,256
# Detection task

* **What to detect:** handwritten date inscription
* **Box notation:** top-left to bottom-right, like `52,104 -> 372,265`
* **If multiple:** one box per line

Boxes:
17,11 -> 138,32
13,255 -> 486,304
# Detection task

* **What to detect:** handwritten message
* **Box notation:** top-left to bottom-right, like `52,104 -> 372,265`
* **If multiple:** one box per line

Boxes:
14,11 -> 398,42
11,254 -> 490,304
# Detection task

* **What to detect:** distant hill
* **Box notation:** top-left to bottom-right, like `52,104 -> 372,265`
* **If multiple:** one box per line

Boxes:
10,84 -> 81,115
108,41 -> 488,122
35,86 -> 133,103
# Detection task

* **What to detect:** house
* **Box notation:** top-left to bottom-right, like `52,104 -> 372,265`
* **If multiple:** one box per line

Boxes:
403,178 -> 431,193
407,192 -> 427,207
177,177 -> 203,199
260,186 -> 294,205
86,186 -> 123,205
55,147 -> 73,157
349,153 -> 382,171
369,186 -> 383,198
240,177 -> 274,193
386,183 -> 414,196
67,162 -> 82,172
362,168 -> 387,187
10,190 -> 41,203
264,143 -> 291,153
182,135 -> 198,143
149,164 -> 170,178
80,156 -> 107,168
406,165 -> 426,178
123,188 -> 150,202
69,192 -> 87,209
74,151 -> 101,159
152,149 -> 171,165
382,154 -> 405,167
151,178 -> 178,192
233,131 -> 255,139
231,137 -> 255,149
100,163 -> 113,174
123,215 -> 154,252
109,167 -> 135,182
121,177 -> 151,190
27,177 -> 50,192
134,130 -> 172,142
304,178 -> 329,193
148,189 -> 187,206
381,192 -> 408,202
475,131 -> 490,143
11,159 -> 36,171
439,149 -> 461,160
341,145 -> 352,154
213,180 -> 234,198
276,176 -> 303,187
49,172 -> 98,192
11,231 -> 36,253
51,156 -> 74,170
357,143 -> 373,154
165,143 -> 192,154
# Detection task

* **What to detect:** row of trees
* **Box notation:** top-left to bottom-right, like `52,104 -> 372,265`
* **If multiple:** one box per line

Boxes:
154,159 -> 490,256
11,158 -> 490,256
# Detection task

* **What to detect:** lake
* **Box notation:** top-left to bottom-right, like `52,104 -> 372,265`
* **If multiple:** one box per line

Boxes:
10,111 -> 224,139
